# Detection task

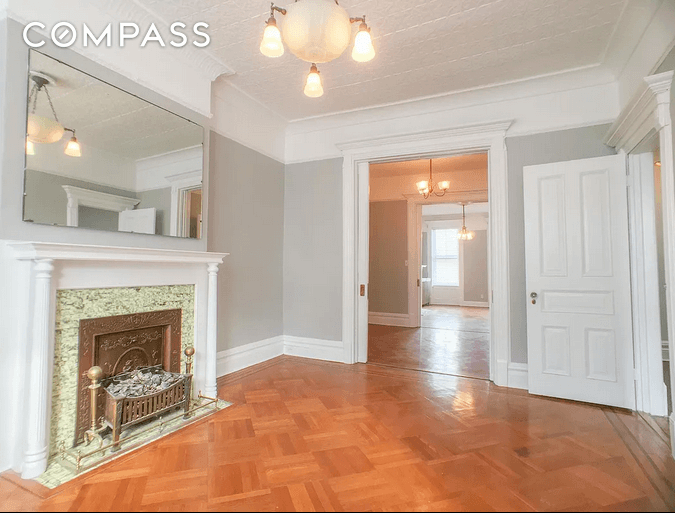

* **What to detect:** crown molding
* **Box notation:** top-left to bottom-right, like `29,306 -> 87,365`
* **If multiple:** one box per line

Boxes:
96,0 -> 234,81
605,70 -> 673,152
337,121 -> 513,153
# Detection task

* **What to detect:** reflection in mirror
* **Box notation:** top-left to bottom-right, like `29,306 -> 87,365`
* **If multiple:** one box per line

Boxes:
23,50 -> 204,238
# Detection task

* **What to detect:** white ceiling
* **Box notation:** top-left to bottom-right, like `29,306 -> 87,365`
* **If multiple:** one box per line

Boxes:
135,0 -> 628,120
28,51 -> 203,162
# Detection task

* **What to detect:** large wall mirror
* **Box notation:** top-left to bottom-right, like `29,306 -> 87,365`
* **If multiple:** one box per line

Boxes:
23,50 -> 204,238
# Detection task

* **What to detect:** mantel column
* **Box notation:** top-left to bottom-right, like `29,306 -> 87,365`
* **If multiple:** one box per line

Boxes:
205,263 -> 220,398
22,259 -> 54,479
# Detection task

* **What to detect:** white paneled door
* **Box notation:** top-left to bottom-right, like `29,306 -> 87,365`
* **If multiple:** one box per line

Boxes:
524,155 -> 635,409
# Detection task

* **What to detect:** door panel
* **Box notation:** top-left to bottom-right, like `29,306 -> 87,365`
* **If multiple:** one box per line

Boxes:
524,155 -> 634,409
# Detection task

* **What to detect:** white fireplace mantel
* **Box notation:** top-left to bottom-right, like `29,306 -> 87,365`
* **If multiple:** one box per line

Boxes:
4,242 -> 228,480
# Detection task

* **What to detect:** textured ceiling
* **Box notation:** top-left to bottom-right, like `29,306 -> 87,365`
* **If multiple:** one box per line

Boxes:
137,0 -> 626,120
28,51 -> 203,162
370,153 -> 488,178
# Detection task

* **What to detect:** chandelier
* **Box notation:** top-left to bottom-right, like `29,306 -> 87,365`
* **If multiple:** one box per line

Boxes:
416,159 -> 450,199
458,204 -> 475,241
26,72 -> 81,157
259,0 -> 376,98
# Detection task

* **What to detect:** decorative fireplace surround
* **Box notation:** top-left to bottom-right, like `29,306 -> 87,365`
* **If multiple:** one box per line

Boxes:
3,242 -> 228,480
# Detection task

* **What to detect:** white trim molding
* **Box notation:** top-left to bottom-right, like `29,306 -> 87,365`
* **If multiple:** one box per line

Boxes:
4,242 -> 228,479
283,336 -> 345,363
663,341 -> 670,362
216,336 -> 285,377
507,363 -> 529,390
216,336 -> 345,378
605,70 -> 675,455
340,121 -> 512,387
62,186 -> 140,227
368,312 -> 412,328
167,170 -> 203,237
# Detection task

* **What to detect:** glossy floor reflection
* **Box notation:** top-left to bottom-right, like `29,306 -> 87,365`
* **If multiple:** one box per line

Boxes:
2,356 -> 673,511
369,306 -> 490,380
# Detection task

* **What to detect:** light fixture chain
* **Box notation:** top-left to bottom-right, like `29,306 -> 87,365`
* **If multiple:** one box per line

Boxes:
43,85 -> 60,124
29,83 -> 39,114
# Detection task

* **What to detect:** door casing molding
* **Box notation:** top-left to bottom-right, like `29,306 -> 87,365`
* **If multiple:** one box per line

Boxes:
339,121 -> 512,387
605,71 -> 675,453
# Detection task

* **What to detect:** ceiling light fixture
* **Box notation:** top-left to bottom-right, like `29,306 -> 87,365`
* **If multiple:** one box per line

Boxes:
27,73 -> 65,144
458,204 -> 475,241
259,0 -> 376,97
416,159 -> 450,199
26,72 -> 81,157
64,129 -> 81,157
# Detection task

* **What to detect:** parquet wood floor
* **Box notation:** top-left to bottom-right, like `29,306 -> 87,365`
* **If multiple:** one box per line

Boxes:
2,355 -> 675,512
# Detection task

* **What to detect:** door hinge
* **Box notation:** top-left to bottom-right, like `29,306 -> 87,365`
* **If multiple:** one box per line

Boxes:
417,278 -> 420,287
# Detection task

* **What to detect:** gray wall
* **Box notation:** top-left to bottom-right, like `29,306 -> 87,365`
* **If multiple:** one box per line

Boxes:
23,169 -> 137,228
463,230 -> 489,302
283,158 -> 343,341
137,187 -> 172,236
506,124 -> 616,363
208,132 -> 284,351
369,200 -> 408,314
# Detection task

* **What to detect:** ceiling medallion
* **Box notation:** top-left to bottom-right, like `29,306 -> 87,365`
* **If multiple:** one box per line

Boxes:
259,0 -> 376,98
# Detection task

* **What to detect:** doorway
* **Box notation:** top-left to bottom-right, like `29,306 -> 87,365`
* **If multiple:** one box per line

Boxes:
365,154 -> 491,380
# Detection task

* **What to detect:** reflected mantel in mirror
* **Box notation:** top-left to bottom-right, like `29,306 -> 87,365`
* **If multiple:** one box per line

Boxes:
23,50 -> 204,239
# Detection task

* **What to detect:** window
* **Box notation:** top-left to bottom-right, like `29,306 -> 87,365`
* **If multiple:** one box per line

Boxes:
432,228 -> 459,286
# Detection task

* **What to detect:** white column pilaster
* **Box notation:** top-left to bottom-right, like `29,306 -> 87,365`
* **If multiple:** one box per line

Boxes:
22,258 -> 54,479
205,262 -> 220,397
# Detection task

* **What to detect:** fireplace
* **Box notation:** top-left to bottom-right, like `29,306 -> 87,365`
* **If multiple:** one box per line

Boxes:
74,309 -> 183,445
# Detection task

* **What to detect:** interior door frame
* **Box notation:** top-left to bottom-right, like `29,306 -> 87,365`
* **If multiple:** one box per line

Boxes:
339,121 -> 512,387
606,70 -> 675,454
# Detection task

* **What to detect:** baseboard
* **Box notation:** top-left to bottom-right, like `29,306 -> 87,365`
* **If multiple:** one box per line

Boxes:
217,336 -> 345,377
507,363 -> 529,390
663,341 -> 670,362
368,312 -> 411,327
216,336 -> 284,377
461,301 -> 489,308
283,336 -> 344,363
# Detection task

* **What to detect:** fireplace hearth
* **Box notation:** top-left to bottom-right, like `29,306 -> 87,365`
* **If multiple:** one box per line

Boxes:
75,309 -> 183,445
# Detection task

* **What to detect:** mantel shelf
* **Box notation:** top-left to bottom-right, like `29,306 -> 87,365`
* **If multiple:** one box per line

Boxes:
7,242 -> 229,265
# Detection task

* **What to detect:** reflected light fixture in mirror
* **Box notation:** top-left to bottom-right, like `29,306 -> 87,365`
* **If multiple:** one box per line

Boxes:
24,49 -> 205,238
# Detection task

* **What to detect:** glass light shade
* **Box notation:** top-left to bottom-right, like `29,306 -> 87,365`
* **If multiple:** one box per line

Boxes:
64,136 -> 81,157
458,227 -> 475,241
416,180 -> 429,194
26,138 -> 35,156
352,27 -> 375,62
26,113 -> 65,144
304,68 -> 324,98
438,181 -> 450,191
282,0 -> 351,63
260,21 -> 284,57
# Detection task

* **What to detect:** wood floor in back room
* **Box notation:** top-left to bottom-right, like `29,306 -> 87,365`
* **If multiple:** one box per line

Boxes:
2,355 -> 675,511
368,305 -> 490,380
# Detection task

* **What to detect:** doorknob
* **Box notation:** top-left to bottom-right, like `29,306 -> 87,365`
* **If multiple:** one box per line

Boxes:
530,292 -> 538,305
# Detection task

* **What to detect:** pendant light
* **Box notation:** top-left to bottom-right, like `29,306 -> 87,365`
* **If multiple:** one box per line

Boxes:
416,159 -> 450,199
259,0 -> 376,97
352,20 -> 375,62
458,204 -> 475,241
64,129 -> 81,157
260,15 -> 284,57
304,64 -> 324,98
26,73 -> 65,144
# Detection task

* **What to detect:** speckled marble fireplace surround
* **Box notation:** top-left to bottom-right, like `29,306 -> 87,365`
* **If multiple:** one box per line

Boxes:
4,242 -> 228,481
